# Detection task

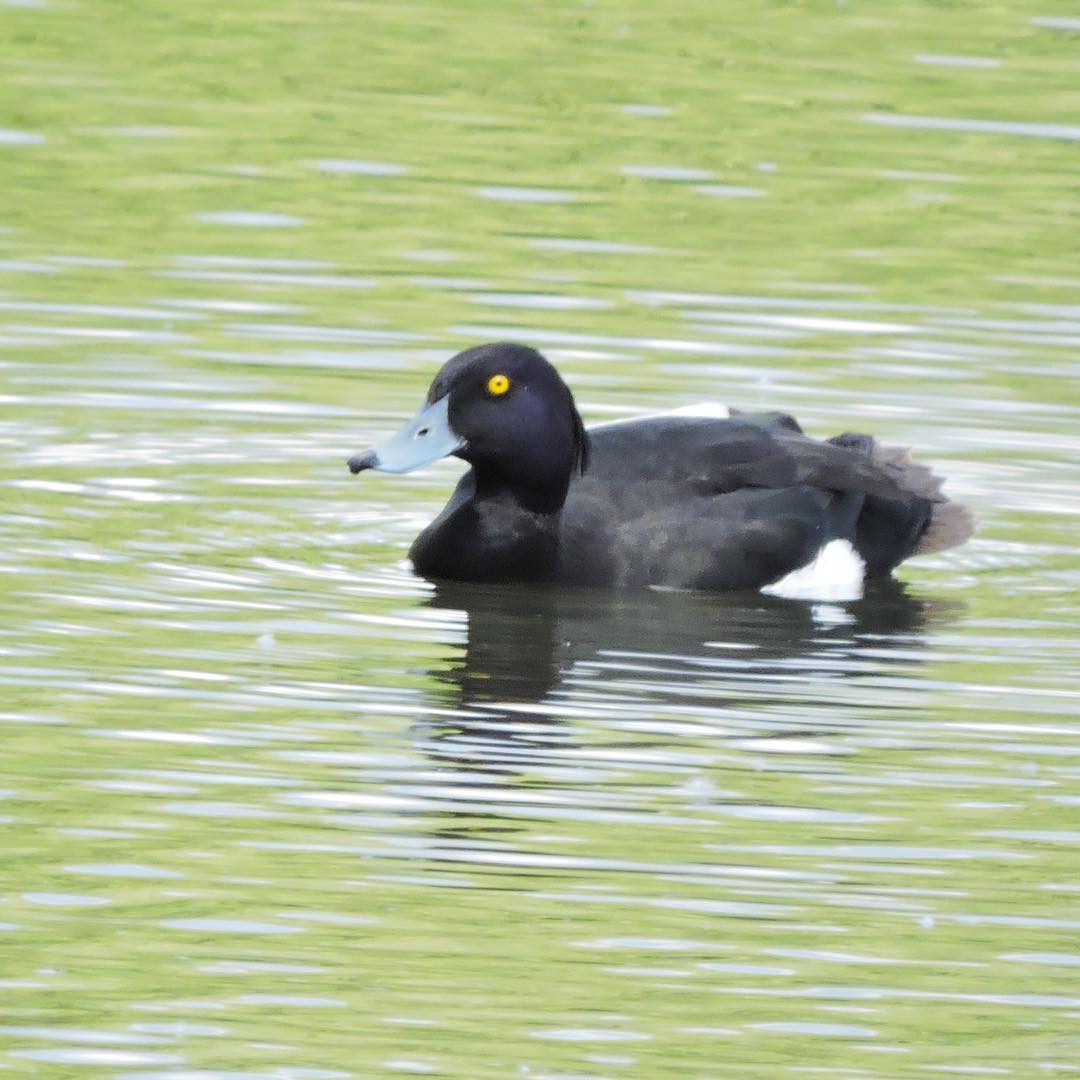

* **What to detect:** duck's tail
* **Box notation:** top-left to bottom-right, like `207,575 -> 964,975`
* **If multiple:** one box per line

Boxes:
869,443 -> 975,555
826,433 -> 974,573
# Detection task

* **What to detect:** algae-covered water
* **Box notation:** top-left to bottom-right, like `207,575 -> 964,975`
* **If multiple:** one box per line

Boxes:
2,1 -> 1080,1077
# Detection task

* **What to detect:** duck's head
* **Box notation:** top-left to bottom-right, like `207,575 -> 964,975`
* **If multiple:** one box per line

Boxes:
348,342 -> 589,512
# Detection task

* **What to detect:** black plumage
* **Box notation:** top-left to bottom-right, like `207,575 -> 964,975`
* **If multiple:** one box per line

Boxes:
348,342 -> 972,593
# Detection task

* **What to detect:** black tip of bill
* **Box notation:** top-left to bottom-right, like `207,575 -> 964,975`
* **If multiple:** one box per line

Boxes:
347,450 -> 378,474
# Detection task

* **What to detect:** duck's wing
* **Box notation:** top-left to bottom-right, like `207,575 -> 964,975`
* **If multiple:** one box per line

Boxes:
561,481 -> 862,592
565,413 -> 943,592
583,414 -> 910,501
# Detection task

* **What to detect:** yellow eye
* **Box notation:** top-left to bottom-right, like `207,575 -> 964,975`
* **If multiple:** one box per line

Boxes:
486,373 -> 511,397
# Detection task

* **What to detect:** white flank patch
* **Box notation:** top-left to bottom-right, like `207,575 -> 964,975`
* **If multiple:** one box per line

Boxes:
761,539 -> 866,602
667,401 -> 731,419
591,401 -> 730,429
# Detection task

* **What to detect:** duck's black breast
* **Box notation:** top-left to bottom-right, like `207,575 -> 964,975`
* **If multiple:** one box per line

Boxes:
409,471 -> 563,584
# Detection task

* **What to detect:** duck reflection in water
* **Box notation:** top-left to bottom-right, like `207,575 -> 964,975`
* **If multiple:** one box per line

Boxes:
416,577 -> 958,765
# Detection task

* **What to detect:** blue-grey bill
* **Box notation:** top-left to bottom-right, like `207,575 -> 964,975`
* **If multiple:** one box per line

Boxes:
348,395 -> 464,475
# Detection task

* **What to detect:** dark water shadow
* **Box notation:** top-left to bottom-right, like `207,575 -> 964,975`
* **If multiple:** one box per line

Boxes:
391,582 -> 963,854
418,579 -> 961,746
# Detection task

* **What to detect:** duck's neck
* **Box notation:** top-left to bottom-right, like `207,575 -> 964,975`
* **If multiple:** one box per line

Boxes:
475,471 -> 569,516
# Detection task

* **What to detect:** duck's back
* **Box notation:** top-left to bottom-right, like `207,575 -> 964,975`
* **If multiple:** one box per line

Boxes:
557,410 -> 954,591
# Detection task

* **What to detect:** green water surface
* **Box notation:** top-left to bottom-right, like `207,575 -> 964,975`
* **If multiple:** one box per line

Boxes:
2,1 -> 1080,1077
